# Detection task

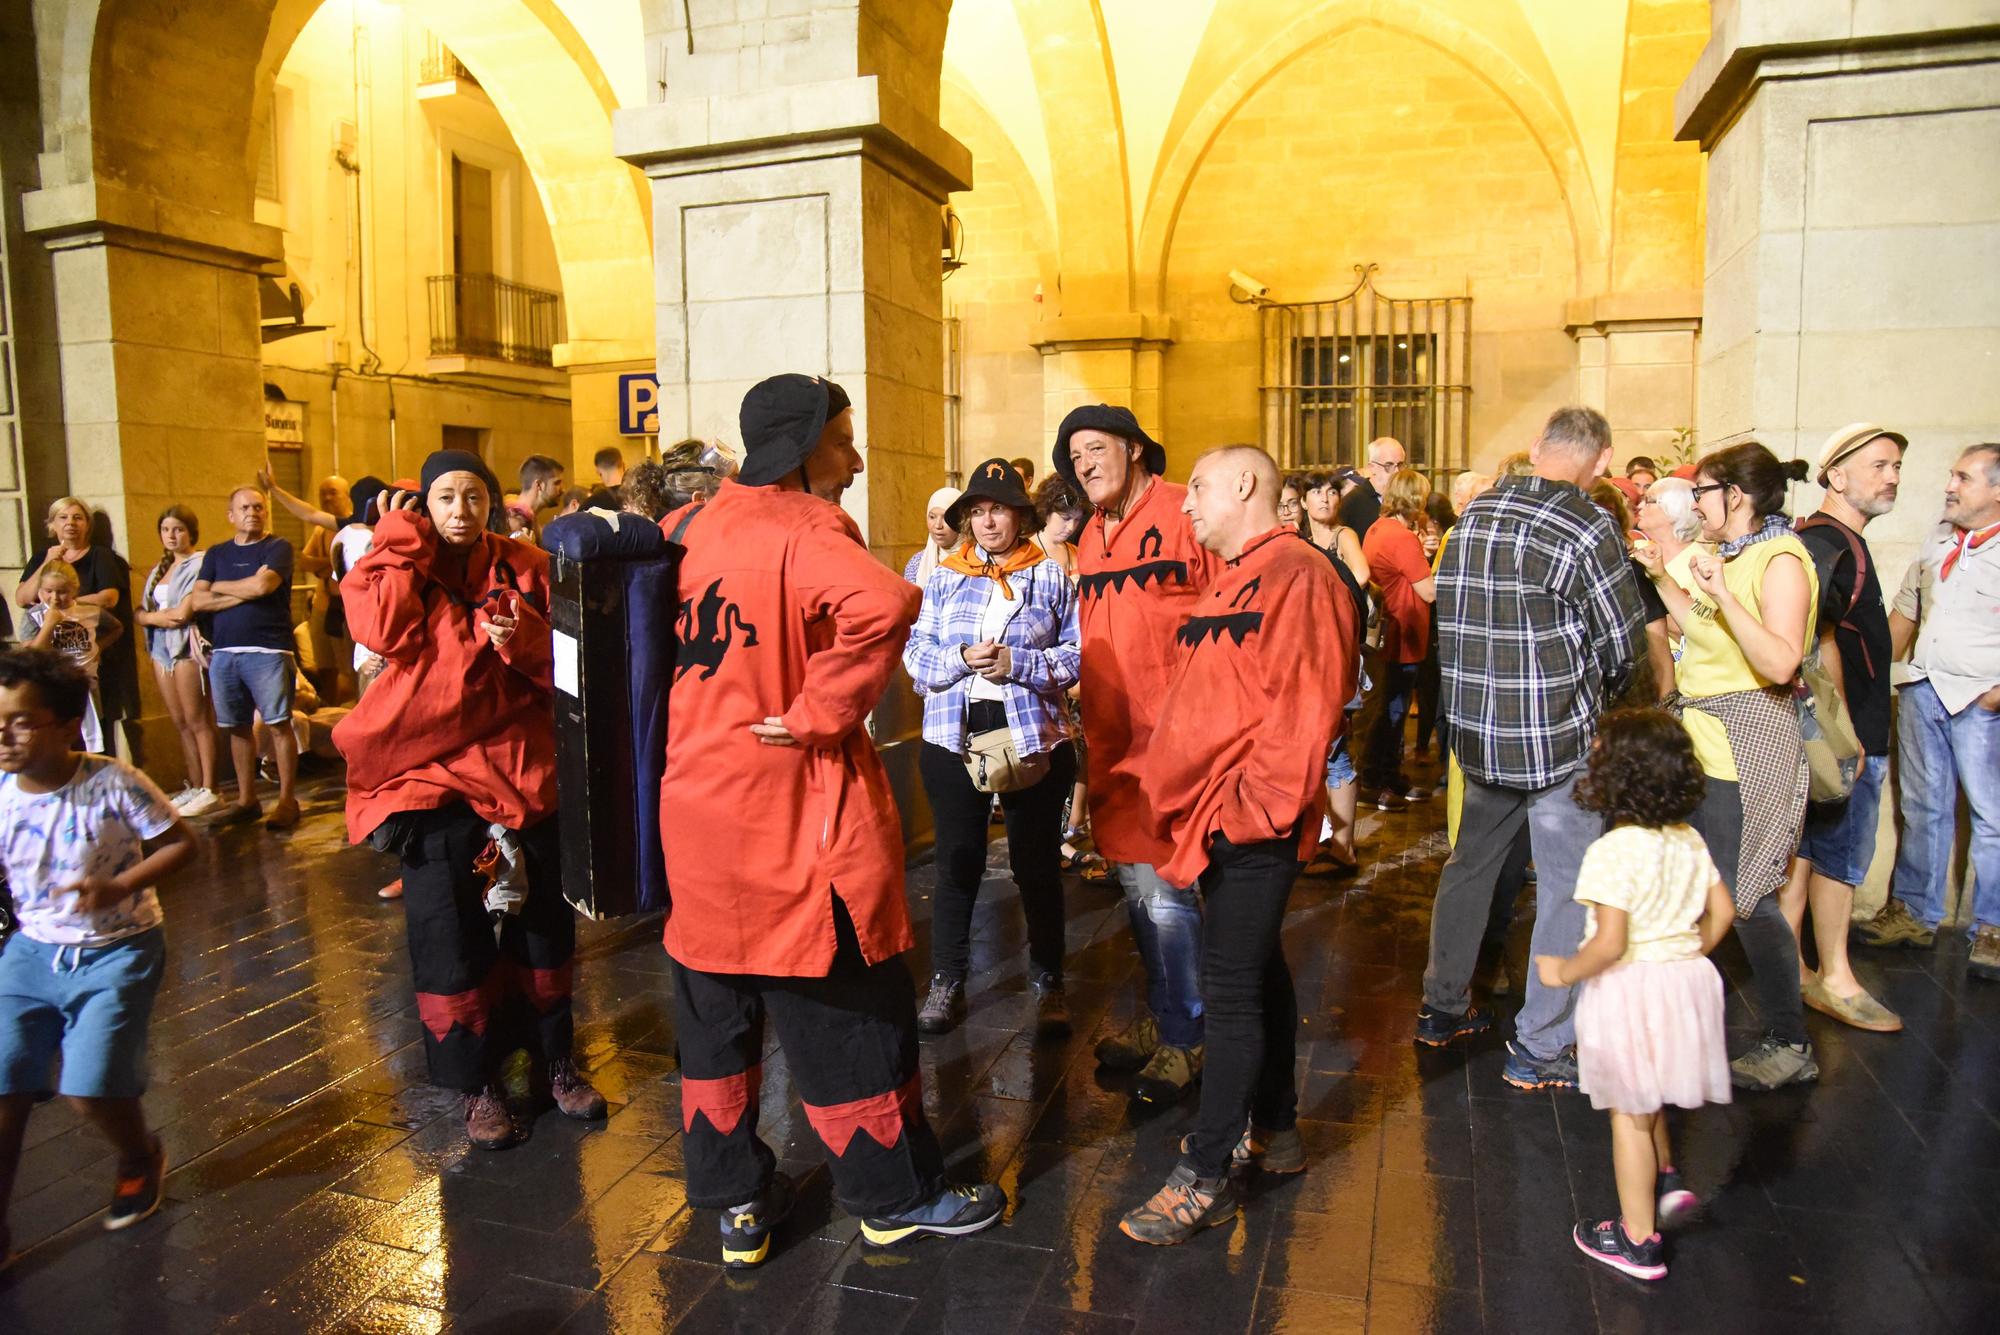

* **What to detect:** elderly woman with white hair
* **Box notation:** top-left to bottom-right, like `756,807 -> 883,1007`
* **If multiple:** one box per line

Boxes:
1632,476 -> 1705,701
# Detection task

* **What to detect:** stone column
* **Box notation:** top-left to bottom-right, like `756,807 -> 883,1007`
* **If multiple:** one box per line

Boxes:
1564,293 -> 1702,466
1029,314 -> 1176,467
19,187 -> 277,776
1677,1 -> 2000,916
614,84 -> 969,567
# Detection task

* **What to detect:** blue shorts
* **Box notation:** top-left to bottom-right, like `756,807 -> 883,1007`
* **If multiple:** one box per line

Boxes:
1797,753 -> 1887,887
210,650 -> 294,729
0,929 -> 166,1100
1325,734 -> 1356,789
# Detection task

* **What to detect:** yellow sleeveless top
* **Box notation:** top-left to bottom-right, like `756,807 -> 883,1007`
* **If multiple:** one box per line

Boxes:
1673,532 -> 1818,781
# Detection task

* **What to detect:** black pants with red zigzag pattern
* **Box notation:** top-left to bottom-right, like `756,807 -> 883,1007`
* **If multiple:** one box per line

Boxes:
670,899 -> 945,1217
398,804 -> 575,1093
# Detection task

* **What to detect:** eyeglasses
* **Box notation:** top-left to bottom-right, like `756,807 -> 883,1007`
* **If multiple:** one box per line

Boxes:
1690,483 -> 1729,501
0,717 -> 65,743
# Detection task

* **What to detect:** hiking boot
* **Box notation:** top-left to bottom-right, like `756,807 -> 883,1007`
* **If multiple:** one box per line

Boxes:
1729,1035 -> 1819,1091
1970,924 -> 2000,982
1180,1122 -> 1306,1176
860,1182 -> 1005,1247
1131,1042 -> 1203,1105
1095,1013 -> 1160,1071
1802,978 -> 1902,1032
1031,973 -> 1071,1039
1656,1169 -> 1699,1229
720,1171 -> 795,1268
263,796 -> 301,830
916,974 -> 965,1035
1501,1041 -> 1579,1092
1573,1217 -> 1665,1281
1373,789 -> 1409,812
464,1085 -> 519,1150
1118,1164 -> 1240,1246
549,1057 -> 607,1120
1853,897 -> 1936,950
103,1135 -> 166,1232
1414,1003 -> 1491,1048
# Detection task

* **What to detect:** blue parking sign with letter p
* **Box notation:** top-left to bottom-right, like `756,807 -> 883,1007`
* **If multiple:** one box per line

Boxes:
618,373 -> 660,436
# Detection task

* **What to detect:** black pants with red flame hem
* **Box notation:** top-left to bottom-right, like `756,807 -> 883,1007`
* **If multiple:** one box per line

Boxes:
670,899 -> 945,1217
396,804 -> 575,1093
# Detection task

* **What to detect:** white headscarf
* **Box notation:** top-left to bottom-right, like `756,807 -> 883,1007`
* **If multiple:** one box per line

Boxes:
916,486 -> 962,583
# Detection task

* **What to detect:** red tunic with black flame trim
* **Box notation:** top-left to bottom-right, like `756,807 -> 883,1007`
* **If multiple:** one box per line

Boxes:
658,480 -> 922,977
1141,526 -> 1356,888
334,509 -> 557,843
1075,478 -> 1221,866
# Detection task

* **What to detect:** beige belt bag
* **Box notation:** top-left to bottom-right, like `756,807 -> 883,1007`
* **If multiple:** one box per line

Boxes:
963,726 -> 1050,794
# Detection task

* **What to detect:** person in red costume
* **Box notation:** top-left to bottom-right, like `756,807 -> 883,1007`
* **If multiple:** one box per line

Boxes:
657,374 -> 1003,1270
1055,404 -> 1221,1105
335,449 -> 605,1152
1119,445 -> 1355,1246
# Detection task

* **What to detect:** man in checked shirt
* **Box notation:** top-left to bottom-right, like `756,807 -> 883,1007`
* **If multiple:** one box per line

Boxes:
1414,406 -> 1647,1090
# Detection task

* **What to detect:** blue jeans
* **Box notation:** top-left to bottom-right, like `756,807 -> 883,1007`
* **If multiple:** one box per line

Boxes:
1798,753 -> 1887,887
1891,679 -> 2000,935
1422,771 -> 1600,1060
1115,862 -> 1205,1047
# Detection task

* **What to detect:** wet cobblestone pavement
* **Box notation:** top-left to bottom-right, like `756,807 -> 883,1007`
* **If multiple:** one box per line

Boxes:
3,758 -> 1998,1334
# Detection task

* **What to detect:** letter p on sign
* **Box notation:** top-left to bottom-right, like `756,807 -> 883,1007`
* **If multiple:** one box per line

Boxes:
618,373 -> 661,436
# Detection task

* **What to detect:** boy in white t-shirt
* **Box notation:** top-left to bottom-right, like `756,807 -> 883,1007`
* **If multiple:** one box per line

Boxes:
0,648 -> 198,1267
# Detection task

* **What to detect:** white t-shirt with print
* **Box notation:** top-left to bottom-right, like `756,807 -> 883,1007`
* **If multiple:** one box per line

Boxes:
0,754 -> 178,947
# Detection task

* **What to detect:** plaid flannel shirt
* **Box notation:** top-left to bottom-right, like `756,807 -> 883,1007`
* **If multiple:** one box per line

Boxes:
1436,475 -> 1646,789
903,555 -> 1081,758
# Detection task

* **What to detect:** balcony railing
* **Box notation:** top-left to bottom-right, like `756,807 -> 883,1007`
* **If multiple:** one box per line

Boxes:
420,34 -> 478,86
427,272 -> 561,368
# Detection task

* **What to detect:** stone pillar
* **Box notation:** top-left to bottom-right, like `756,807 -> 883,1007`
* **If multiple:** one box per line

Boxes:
613,85 -> 969,568
1677,1 -> 2000,916
19,189 -> 277,777
1029,314 -> 1176,469
615,3 -> 968,852
1564,293 -> 1702,467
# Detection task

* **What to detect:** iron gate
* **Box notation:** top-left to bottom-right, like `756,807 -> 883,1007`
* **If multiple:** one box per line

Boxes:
1259,264 -> 1470,482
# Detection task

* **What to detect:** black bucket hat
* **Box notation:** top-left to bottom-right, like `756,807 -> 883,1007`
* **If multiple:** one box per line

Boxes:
737,373 -> 852,487
1052,404 -> 1167,488
946,458 -> 1034,529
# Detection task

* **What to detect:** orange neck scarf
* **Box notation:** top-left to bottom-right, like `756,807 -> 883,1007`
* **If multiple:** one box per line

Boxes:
940,539 -> 1046,601
1942,520 -> 2000,581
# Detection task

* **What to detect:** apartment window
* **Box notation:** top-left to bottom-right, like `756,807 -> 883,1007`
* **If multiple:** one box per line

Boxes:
1259,265 -> 1470,476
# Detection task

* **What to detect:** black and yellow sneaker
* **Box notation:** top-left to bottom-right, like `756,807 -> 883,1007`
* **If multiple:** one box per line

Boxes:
719,1171 -> 795,1269
103,1135 -> 166,1232
1118,1164 -> 1240,1246
859,1182 -> 1005,1247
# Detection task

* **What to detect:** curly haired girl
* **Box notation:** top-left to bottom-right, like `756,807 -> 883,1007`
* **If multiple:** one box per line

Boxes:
1535,707 -> 1734,1280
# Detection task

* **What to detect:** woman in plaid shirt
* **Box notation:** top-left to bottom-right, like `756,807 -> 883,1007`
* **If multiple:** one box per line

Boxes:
905,459 -> 1083,1039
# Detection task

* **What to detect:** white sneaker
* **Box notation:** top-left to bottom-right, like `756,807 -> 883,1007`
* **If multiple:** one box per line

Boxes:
166,786 -> 194,810
177,788 -> 220,817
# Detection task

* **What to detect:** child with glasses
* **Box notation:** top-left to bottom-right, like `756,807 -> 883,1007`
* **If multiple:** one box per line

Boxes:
0,648 -> 198,1268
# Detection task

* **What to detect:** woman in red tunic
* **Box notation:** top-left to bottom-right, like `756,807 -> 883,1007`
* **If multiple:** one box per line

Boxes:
335,450 -> 604,1151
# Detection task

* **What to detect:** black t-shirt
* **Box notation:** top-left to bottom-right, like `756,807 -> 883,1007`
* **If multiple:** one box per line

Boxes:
1798,516 -> 1891,756
197,536 -> 296,651
1336,482 -> 1380,538
1631,558 -> 1667,623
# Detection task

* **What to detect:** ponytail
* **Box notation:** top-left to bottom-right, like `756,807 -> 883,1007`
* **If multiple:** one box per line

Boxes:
1694,442 -> 1807,518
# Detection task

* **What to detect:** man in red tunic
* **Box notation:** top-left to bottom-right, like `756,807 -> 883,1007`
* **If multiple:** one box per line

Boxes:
658,374 -> 1003,1269
1055,405 -> 1220,1103
1118,446 -> 1354,1245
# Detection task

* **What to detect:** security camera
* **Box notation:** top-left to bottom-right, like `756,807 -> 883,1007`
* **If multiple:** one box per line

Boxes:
1228,270 -> 1271,302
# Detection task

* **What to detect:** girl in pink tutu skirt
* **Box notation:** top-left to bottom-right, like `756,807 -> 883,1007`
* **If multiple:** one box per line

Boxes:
1535,708 -> 1734,1281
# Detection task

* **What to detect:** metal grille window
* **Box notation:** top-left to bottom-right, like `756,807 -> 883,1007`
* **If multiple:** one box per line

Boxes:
1259,265 -> 1469,480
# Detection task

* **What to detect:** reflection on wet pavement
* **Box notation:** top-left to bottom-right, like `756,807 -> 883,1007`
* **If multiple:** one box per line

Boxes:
2,769 -> 1996,1333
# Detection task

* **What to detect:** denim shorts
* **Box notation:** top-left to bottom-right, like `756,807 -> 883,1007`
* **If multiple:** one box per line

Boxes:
1325,734 -> 1356,789
210,649 -> 294,728
1796,753 -> 1887,887
0,929 -> 166,1099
